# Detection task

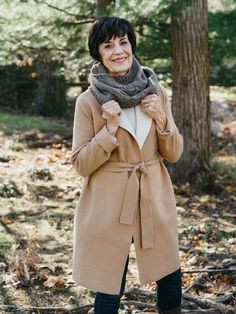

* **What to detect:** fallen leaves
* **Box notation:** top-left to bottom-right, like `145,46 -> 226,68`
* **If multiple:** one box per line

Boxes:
209,275 -> 233,295
0,124 -> 235,311
43,275 -> 66,289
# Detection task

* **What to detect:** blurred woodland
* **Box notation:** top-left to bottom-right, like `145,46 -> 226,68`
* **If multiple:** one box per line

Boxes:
0,0 -> 235,313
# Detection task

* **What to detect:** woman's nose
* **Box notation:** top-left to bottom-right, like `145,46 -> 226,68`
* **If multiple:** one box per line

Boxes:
114,45 -> 123,54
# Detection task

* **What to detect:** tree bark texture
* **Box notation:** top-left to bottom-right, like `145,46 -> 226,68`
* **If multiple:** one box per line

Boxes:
97,0 -> 114,16
170,0 -> 210,183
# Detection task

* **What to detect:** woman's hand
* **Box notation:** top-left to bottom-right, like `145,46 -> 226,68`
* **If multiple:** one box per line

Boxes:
102,100 -> 121,136
141,94 -> 167,132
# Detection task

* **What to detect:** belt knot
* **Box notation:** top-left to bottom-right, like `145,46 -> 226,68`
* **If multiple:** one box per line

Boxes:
135,162 -> 147,174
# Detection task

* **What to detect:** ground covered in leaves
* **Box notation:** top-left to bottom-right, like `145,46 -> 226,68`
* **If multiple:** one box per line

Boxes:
0,94 -> 235,313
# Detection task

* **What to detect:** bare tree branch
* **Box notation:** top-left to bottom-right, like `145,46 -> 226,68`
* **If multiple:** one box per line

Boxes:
61,18 -> 95,26
43,1 -> 92,19
34,0 -> 94,20
182,268 -> 235,274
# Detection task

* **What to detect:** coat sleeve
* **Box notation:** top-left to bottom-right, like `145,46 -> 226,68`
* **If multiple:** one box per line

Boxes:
156,86 -> 183,163
71,94 -> 119,177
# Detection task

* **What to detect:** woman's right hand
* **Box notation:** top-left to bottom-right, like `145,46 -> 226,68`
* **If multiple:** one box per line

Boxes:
102,100 -> 121,136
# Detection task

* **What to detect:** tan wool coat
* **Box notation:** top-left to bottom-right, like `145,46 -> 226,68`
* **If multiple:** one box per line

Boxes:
71,84 -> 183,294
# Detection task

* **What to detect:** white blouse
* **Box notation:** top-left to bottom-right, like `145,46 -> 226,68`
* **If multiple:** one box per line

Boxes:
123,106 -> 137,135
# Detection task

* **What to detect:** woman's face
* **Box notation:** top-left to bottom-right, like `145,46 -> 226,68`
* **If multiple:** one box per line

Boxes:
98,34 -> 133,76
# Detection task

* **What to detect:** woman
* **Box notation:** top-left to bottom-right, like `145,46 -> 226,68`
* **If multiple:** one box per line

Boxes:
71,16 -> 183,314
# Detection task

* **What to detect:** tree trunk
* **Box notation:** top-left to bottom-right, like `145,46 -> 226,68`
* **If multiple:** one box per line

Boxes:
34,62 -> 67,117
97,0 -> 114,16
170,0 -> 210,183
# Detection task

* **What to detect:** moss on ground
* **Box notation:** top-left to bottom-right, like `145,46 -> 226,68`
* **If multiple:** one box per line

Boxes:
0,232 -> 14,262
0,113 -> 71,136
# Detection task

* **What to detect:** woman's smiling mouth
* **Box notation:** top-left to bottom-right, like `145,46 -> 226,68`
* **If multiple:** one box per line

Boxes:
113,57 -> 127,63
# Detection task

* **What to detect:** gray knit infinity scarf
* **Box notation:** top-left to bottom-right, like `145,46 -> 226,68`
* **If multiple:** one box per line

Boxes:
89,57 -> 159,109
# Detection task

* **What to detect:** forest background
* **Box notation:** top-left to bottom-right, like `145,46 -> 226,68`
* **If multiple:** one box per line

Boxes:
0,0 -> 235,313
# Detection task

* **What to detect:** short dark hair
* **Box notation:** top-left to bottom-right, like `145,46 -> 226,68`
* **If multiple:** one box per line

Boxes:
88,16 -> 136,61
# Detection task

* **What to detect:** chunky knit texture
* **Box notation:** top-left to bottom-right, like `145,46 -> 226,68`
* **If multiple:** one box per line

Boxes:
89,57 -> 159,109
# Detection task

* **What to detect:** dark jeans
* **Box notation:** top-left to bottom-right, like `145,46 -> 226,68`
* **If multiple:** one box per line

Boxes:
94,255 -> 182,314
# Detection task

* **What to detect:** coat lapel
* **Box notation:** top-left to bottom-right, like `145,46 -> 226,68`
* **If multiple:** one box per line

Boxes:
118,110 -> 137,139
136,105 -> 152,149
119,106 -> 152,149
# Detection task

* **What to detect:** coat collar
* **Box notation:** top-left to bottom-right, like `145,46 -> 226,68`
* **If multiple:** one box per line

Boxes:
118,105 -> 152,149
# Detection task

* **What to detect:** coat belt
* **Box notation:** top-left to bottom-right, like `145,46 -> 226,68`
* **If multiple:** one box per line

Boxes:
99,156 -> 161,250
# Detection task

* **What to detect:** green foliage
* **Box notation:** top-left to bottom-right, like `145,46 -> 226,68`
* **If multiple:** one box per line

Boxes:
0,233 -> 13,250
0,0 -> 96,76
0,113 -> 71,135
0,232 -> 13,262
209,9 -> 236,86
209,10 -> 236,65
211,64 -> 236,87
0,180 -> 22,198
211,159 -> 236,186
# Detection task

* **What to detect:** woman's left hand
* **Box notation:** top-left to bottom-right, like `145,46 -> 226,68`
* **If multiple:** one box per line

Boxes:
141,94 -> 167,132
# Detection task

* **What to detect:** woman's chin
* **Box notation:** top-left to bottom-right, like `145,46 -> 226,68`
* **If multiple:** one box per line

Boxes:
110,66 -> 131,76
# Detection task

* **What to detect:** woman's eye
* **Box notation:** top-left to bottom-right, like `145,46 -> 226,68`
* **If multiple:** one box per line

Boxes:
104,44 -> 112,49
121,41 -> 128,45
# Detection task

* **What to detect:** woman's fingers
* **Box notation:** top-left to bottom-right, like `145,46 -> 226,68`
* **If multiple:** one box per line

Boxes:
141,96 -> 164,116
102,101 -> 121,124
141,95 -> 161,107
102,101 -> 121,117
105,108 -> 120,116
102,101 -> 120,110
140,94 -> 167,131
143,102 -> 159,112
